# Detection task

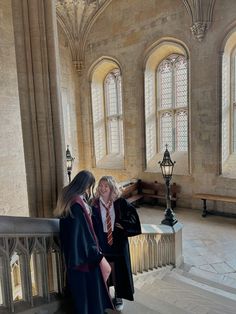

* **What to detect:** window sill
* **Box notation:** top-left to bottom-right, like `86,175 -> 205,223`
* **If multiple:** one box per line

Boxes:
222,154 -> 236,178
146,151 -> 189,175
96,154 -> 125,170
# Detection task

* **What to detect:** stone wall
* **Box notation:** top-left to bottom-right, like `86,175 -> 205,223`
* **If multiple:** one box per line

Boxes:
58,25 -> 82,180
77,0 -> 236,212
2,0 -> 236,217
0,0 -> 28,216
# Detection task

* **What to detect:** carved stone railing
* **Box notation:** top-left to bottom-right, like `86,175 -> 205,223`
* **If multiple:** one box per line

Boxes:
0,216 -> 63,314
0,216 -> 183,313
129,223 -> 183,275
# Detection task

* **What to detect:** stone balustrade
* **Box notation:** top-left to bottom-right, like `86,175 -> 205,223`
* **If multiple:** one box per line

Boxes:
0,216 -> 63,314
129,223 -> 183,274
0,216 -> 183,313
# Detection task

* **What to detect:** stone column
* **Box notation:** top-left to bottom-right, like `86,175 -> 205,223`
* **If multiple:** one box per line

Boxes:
11,0 -> 66,217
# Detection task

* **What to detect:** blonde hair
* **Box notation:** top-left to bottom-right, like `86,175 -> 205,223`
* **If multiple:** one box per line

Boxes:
95,176 -> 122,201
53,170 -> 95,217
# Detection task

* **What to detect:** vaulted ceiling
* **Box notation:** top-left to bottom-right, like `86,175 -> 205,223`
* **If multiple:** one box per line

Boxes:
56,0 -> 216,72
56,0 -> 111,71
56,0 -> 108,38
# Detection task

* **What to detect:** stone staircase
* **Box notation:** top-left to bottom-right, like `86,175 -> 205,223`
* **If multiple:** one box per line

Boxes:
120,266 -> 236,314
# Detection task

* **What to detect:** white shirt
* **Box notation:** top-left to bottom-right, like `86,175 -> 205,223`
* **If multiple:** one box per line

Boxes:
99,197 -> 115,232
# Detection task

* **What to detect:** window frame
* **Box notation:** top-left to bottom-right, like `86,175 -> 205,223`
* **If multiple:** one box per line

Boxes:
156,54 -> 188,154
90,61 -> 125,169
103,69 -> 124,156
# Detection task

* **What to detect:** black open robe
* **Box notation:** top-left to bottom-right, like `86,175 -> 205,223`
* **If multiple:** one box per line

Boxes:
92,197 -> 142,301
60,196 -> 113,314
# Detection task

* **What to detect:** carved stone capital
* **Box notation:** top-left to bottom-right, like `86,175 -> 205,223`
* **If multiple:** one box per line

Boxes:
56,0 -> 110,67
73,60 -> 84,73
182,0 -> 216,42
191,21 -> 210,42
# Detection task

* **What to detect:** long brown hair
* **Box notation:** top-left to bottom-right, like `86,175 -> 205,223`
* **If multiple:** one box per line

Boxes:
54,170 -> 95,217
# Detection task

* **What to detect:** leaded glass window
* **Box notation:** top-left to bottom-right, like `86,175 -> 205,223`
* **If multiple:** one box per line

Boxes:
221,53 -> 230,162
222,50 -> 236,156
160,112 -> 173,152
91,61 -> 124,167
104,69 -> 124,155
233,54 -> 236,153
145,70 -> 156,162
157,54 -> 188,153
234,104 -> 236,152
91,83 -> 106,161
175,57 -> 188,108
176,110 -> 188,151
159,60 -> 172,109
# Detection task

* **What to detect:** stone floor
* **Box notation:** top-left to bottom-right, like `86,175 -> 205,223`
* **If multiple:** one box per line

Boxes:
137,205 -> 236,289
114,205 -> 236,314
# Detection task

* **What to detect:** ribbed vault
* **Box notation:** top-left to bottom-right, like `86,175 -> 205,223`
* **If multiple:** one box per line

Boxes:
56,0 -> 111,72
56,0 -> 216,73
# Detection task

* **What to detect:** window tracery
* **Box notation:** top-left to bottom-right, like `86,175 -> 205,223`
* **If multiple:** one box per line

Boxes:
91,63 -> 124,169
144,46 -> 189,174
157,54 -> 188,153
221,38 -> 236,177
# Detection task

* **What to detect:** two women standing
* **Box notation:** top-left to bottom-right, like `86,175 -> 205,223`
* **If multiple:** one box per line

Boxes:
55,170 -> 141,314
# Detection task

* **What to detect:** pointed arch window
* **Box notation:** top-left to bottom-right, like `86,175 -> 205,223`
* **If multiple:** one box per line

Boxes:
221,35 -> 236,177
144,46 -> 189,175
158,54 -> 188,153
104,69 -> 124,155
91,63 -> 124,169
232,52 -> 236,152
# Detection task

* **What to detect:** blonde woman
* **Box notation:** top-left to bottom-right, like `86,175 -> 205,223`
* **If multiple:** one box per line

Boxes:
54,170 -> 113,314
92,176 -> 142,311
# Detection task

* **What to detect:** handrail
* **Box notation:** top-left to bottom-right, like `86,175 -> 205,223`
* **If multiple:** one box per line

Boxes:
0,216 -> 183,313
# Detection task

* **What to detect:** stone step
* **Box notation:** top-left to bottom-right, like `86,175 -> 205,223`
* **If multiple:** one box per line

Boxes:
173,266 -> 236,296
129,269 -> 236,314
118,296 -> 162,314
133,266 -> 173,289
185,264 -> 236,291
164,274 -> 236,305
122,288 -> 190,314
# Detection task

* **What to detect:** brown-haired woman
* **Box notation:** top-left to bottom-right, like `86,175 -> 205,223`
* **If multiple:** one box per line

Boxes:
54,170 -> 113,314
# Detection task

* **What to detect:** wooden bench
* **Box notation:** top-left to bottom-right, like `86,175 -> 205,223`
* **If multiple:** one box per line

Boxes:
193,193 -> 236,218
120,180 -> 141,204
121,179 -> 180,208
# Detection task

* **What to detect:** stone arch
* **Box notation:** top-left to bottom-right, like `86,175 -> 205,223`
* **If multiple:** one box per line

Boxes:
89,57 -> 125,169
220,24 -> 236,177
143,37 -> 190,70
143,38 -> 190,175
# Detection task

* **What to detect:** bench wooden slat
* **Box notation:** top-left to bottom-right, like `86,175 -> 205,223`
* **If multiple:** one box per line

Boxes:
121,179 -> 180,208
126,195 -> 144,203
121,182 -> 139,197
193,193 -> 236,217
194,193 -> 236,203
142,194 -> 177,201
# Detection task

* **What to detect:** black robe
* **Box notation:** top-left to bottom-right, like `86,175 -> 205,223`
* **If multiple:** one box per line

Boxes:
92,197 -> 142,301
60,197 -> 113,314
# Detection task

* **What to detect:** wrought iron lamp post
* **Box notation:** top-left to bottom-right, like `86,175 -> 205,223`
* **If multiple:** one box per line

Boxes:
158,145 -> 178,226
66,145 -> 75,183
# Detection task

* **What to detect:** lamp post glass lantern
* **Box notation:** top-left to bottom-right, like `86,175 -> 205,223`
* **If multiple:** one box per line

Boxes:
66,145 -> 75,183
158,144 -> 178,226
